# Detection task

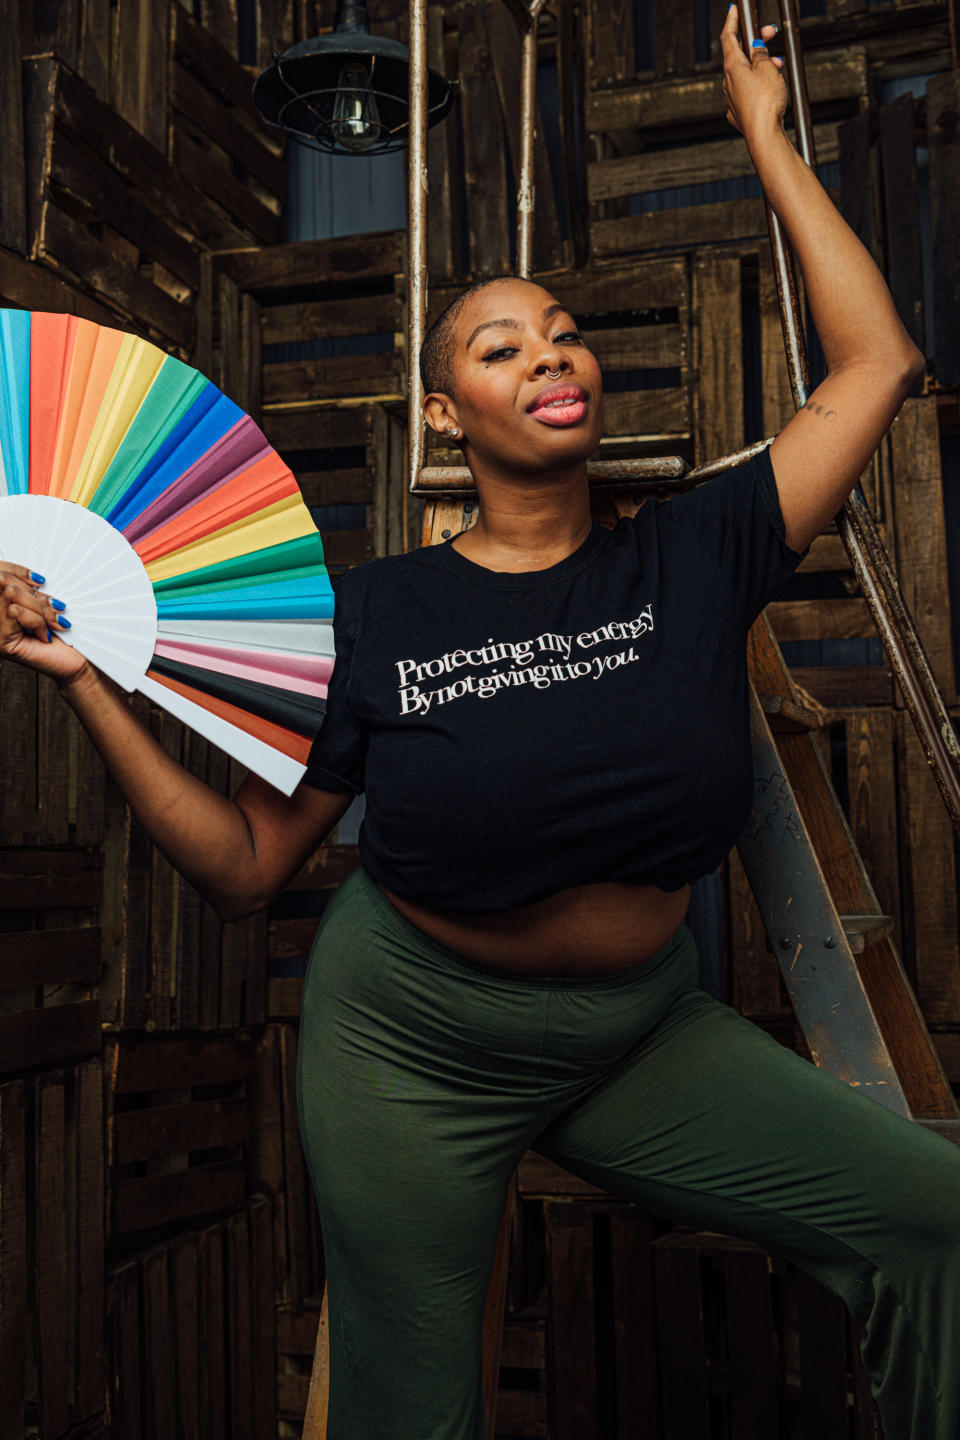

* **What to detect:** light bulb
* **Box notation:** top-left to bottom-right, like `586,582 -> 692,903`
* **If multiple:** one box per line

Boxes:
331,61 -> 382,151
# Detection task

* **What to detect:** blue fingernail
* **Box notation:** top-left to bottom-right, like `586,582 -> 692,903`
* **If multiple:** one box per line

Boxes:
752,37 -> 767,47
30,571 -> 45,583
46,628 -> 53,643
57,615 -> 72,629
50,598 -> 66,612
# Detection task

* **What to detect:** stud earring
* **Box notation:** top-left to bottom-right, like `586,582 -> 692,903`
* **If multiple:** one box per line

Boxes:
446,426 -> 460,439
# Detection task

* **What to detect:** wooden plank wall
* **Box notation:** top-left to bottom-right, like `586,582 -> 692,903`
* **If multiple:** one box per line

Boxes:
1,2 -> 959,1439
1,5 -> 303,1439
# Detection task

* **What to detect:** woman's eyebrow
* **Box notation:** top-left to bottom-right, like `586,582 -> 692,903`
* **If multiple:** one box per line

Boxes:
464,304 -> 571,352
465,318 -> 520,350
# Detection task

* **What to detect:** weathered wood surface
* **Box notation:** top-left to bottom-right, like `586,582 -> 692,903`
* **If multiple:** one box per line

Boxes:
170,4 -> 283,244
106,1034 -> 252,1240
0,1081 -> 26,1440
112,0 -> 168,151
456,0 -> 511,277
898,711 -> 960,1025
587,47 -> 868,131
889,399 -> 955,701
695,252 -> 743,461
845,709 -> 903,958
545,1204 -> 597,1440
0,1063 -> 106,1440
879,93 -> 925,359
590,123 -> 840,203
218,231 -> 406,291
23,58 -> 197,352
594,195 -> 771,257
250,1022 -> 324,1304
495,1313 -> 546,1434
0,4 -> 26,255
656,1233 -> 779,1438
927,71 -> 960,384
106,1200 -> 274,1439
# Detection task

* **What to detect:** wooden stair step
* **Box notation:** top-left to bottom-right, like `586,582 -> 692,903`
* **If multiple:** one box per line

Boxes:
918,1119 -> 960,1146
760,692 -> 828,732
840,914 -> 895,954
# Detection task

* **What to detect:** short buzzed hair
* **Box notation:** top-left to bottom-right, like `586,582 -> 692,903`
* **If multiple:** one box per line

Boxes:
419,275 -> 518,398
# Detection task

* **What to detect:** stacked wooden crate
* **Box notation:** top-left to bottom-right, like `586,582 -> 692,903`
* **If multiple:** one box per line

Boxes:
213,231 -> 412,562
1,7 -> 306,1439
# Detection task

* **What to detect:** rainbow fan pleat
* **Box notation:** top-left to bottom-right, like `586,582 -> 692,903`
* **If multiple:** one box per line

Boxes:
0,309 -> 335,794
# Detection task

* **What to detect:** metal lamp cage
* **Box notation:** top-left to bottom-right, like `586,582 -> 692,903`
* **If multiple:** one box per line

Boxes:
254,33 -> 456,155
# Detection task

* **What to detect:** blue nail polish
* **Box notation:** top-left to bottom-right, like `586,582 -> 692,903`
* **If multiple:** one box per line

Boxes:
46,628 -> 53,643
30,571 -> 46,583
50,598 -> 66,612
57,615 -> 72,629
752,37 -> 767,47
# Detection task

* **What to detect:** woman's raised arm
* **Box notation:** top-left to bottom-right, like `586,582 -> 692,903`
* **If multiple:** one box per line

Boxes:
1,563 -> 352,921
721,7 -> 925,554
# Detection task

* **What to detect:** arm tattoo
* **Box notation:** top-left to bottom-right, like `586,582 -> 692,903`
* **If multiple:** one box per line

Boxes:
802,401 -> 838,422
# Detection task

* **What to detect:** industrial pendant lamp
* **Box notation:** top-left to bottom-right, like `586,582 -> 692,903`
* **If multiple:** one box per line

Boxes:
253,0 -> 456,155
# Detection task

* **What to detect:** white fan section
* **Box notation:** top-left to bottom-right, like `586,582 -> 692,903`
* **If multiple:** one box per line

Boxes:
0,494 -> 157,692
137,674 -> 306,796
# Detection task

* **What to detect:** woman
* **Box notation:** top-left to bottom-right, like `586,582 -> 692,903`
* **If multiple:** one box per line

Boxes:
2,12 -> 957,1437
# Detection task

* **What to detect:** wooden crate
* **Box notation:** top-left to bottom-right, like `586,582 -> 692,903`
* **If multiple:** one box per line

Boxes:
0,663 -> 105,850
105,1031 -> 254,1244
0,1060 -> 105,1440
169,4 -> 284,248
258,402 -> 409,572
106,1196 -> 275,1440
654,1230 -> 882,1439
269,842 -> 361,983
542,1201 -> 663,1440
216,230 -> 408,411
275,1294 -> 325,1433
98,698 -> 266,1033
0,849 -> 102,1079
494,1308 -> 550,1439
586,41 -> 866,260
249,1022 -> 324,1304
22,57 -> 207,357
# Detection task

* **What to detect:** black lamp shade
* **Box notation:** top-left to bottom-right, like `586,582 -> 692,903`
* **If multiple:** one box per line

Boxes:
253,31 -> 456,155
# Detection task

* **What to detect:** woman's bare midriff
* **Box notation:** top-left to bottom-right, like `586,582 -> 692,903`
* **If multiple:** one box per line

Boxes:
375,878 -> 692,977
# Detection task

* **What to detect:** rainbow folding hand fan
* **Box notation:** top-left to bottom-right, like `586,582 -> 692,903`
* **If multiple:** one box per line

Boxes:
0,310 -> 334,795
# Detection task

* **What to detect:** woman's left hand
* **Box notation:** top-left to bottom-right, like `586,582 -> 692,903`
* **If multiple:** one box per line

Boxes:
721,8 -> 787,146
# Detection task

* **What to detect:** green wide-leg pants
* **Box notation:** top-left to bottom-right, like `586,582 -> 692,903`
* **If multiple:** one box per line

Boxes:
297,865 -> 960,1439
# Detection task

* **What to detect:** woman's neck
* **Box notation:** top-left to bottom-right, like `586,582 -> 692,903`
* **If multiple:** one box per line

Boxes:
454,459 -> 593,568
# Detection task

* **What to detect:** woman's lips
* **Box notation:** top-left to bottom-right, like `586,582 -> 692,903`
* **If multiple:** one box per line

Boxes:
531,398 -> 588,427
527,383 -> 589,427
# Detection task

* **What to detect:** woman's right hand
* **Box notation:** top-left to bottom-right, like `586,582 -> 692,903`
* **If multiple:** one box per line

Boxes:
0,564 -> 87,685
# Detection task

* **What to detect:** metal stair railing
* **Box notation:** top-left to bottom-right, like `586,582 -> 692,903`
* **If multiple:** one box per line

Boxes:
738,0 -> 960,835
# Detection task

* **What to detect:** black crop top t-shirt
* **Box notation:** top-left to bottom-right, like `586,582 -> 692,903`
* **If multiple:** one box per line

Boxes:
303,446 -> 807,911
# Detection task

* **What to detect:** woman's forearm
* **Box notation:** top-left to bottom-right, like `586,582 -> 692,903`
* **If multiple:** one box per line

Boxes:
59,661 -> 260,912
747,125 -> 922,379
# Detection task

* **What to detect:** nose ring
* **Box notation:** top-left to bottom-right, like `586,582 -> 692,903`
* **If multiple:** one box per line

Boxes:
545,368 -> 562,380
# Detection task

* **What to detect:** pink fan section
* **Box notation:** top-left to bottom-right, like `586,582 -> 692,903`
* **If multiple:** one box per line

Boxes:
153,638 -> 332,699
